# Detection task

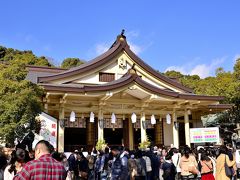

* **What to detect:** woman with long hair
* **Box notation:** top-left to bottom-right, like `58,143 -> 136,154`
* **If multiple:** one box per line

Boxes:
179,146 -> 198,179
4,148 -> 30,180
199,153 -> 215,180
215,145 -> 236,180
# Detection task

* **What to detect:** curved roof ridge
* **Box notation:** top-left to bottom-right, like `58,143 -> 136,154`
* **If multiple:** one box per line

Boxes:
124,47 -> 193,93
38,40 -> 125,82
38,32 -> 192,93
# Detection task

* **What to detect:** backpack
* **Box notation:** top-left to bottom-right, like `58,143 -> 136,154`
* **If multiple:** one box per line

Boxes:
162,162 -> 176,179
136,158 -> 146,176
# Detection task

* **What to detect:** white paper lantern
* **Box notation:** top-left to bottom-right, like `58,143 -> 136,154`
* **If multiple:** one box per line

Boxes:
166,114 -> 171,124
70,111 -> 76,122
151,114 -> 156,125
90,112 -> 95,122
111,113 -> 116,124
131,113 -> 137,123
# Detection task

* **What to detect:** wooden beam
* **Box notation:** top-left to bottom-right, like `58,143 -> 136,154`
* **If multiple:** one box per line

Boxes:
47,105 -> 185,115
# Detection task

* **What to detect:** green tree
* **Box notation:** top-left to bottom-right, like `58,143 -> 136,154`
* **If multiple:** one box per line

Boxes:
0,60 -> 43,144
61,58 -> 84,68
164,70 -> 184,79
0,46 -> 7,59
233,59 -> 240,95
210,60 -> 240,142
164,70 -> 201,91
0,45 -> 53,67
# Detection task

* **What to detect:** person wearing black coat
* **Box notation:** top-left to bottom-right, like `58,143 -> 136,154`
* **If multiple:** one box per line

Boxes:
68,150 -> 79,179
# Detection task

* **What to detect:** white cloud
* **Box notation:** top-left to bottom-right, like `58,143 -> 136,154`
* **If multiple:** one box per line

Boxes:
165,66 -> 187,75
234,54 -> 240,62
94,30 -> 152,56
165,57 -> 226,78
95,41 -> 143,55
128,41 -> 142,54
95,42 -> 110,55
126,30 -> 139,38
190,64 -> 210,78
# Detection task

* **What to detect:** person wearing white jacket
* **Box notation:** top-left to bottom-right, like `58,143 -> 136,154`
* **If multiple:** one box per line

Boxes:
171,148 -> 181,180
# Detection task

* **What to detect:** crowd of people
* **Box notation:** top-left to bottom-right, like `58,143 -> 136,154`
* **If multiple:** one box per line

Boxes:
0,140 -> 239,180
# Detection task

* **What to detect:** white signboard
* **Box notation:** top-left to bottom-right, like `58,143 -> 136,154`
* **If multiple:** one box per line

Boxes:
38,112 -> 57,148
190,127 -> 220,143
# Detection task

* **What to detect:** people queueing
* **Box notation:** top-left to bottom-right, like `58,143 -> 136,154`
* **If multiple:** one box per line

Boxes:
4,148 -> 30,179
134,150 -> 147,180
68,149 -> 79,179
77,152 -> 89,179
179,146 -> 199,179
215,145 -> 236,180
199,153 -> 214,180
128,153 -> 137,179
110,146 -> 128,180
86,153 -> 95,179
142,150 -> 152,180
13,140 -> 67,180
94,150 -> 104,179
162,153 -> 177,180
0,153 -> 7,180
171,148 -> 181,180
1,139 -> 240,180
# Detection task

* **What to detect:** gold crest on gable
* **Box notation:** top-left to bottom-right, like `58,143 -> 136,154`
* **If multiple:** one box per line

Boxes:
118,57 -> 127,70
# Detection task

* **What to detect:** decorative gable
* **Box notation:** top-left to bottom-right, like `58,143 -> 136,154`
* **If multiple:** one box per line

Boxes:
38,32 -> 193,93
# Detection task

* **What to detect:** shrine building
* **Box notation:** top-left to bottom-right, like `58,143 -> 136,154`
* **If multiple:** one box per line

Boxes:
27,32 -> 231,152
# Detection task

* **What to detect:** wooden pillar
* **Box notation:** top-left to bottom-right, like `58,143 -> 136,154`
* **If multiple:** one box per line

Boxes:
58,104 -> 64,152
172,110 -> 179,148
184,109 -> 190,147
44,103 -> 48,113
98,109 -> 104,141
128,117 -> 134,150
140,112 -> 147,143
87,120 -> 95,151
155,120 -> 163,146
123,119 -> 130,148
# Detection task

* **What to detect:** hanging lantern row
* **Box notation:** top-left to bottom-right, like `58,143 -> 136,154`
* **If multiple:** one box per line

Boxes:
70,111 -> 76,122
166,114 -> 171,124
69,111 -> 172,125
111,113 -> 116,124
151,114 -> 156,125
131,113 -> 137,123
90,112 -> 95,122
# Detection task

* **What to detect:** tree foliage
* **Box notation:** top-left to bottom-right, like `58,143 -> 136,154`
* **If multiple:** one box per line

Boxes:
0,45 -> 53,67
0,47 -> 45,144
0,61 -> 43,144
165,60 -> 240,142
165,67 -> 236,103
61,58 -> 84,69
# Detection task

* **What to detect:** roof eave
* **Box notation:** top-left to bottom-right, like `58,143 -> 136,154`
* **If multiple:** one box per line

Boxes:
38,41 -> 125,83
40,74 -> 224,102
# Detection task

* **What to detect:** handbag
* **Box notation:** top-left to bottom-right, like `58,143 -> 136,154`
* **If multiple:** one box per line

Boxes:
225,155 -> 233,177
79,171 -> 88,179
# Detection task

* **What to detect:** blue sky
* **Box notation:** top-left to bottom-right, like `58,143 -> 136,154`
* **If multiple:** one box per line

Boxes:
1,1 -> 240,78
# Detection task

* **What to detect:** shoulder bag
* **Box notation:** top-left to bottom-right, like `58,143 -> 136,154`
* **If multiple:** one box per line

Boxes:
225,155 -> 233,177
